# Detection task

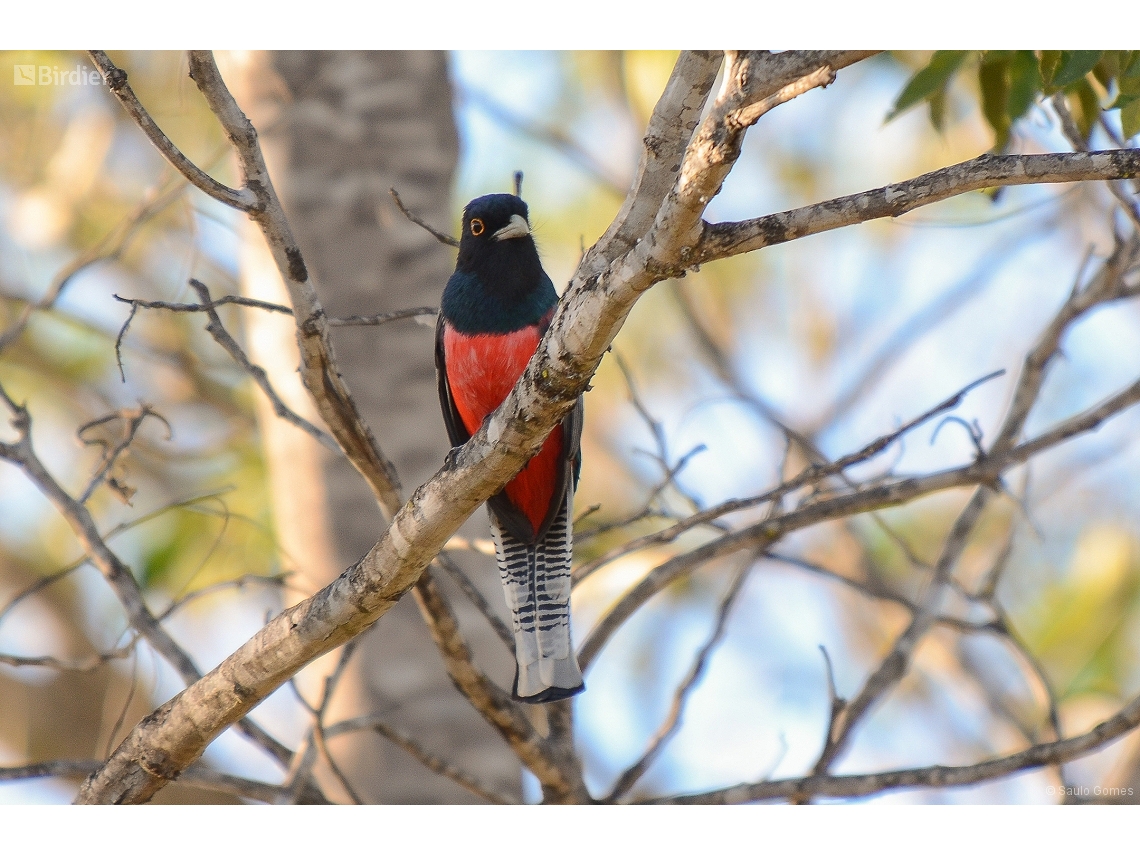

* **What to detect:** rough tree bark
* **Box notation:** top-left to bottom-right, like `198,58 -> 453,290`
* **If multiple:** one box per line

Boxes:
236,50 -> 520,802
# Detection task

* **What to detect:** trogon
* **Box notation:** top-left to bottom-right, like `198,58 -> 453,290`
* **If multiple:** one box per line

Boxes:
436,193 -> 585,704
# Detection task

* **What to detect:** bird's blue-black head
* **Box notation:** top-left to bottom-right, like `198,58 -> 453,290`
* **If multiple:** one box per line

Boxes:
441,194 -> 558,334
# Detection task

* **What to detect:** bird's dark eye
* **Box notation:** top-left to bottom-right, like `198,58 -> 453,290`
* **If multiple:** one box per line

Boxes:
470,218 -> 485,236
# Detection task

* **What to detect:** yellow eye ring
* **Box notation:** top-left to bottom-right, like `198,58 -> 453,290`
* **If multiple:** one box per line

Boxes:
470,218 -> 485,236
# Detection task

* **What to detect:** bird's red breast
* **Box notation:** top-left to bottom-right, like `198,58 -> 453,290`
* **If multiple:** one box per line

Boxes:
443,320 -> 563,536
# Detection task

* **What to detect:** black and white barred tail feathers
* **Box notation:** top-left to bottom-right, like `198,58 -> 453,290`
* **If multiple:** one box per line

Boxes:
491,491 -> 584,703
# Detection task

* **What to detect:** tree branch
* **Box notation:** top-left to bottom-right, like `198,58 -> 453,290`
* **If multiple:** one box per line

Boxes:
605,553 -> 754,802
183,279 -> 339,453
388,188 -> 459,248
87,52 -> 257,212
697,150 -> 1140,265
183,49 -> 404,513
1,758 -> 324,804
0,174 -> 187,356
579,361 -> 1140,670
649,686 -> 1140,803
88,49 -> 1092,805
325,713 -> 516,805
0,385 -> 294,770
573,369 -> 1004,587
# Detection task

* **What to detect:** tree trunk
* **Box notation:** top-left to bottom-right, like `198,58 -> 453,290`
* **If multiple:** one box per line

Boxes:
233,50 -> 521,803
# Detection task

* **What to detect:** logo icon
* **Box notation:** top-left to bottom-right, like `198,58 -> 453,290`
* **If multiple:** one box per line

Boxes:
13,65 -> 36,85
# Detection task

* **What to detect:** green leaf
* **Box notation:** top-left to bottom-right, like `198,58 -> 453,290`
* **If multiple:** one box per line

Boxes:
1053,51 -> 1104,89
1123,98 -> 1140,140
1066,77 -> 1102,140
1110,90 -> 1140,111
1039,50 -> 1063,90
1118,60 -> 1140,103
979,56 -> 1012,150
1115,74 -> 1140,102
888,51 -> 969,121
928,89 -> 947,132
1007,50 -> 1042,121
1093,52 -> 1121,88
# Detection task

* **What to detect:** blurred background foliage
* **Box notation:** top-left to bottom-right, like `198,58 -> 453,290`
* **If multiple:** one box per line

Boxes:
2,50 -> 1140,803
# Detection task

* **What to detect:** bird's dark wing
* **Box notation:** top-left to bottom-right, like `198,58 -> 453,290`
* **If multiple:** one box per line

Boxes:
565,395 -> 584,490
435,317 -> 470,448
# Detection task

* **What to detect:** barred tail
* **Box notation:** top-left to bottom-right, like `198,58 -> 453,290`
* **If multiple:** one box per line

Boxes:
490,495 -> 584,704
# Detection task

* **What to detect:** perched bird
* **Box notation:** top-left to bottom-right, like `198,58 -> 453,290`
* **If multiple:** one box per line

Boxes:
436,193 -> 585,704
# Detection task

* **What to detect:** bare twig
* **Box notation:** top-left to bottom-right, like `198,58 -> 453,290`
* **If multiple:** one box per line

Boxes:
183,278 -> 339,453
87,52 -> 257,212
579,363 -> 1140,670
0,643 -> 136,672
325,713 -> 517,804
328,307 -> 438,327
573,370 -> 1004,586
113,300 -> 138,383
114,293 -> 293,316
605,553 -> 755,802
0,175 -> 187,356
0,384 -> 293,770
649,684 -> 1140,803
157,574 -> 289,621
388,188 -> 459,247
77,405 -> 171,504
114,290 -> 433,328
